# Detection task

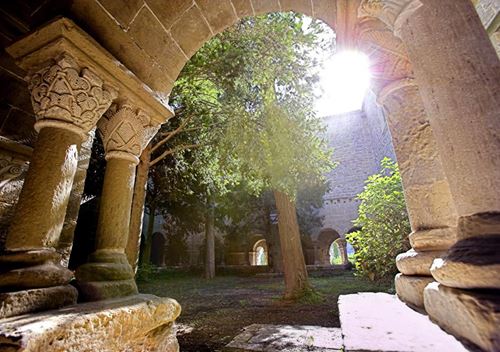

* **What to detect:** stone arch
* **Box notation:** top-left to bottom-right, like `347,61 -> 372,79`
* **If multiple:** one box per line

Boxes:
74,0 -> 337,96
151,232 -> 167,267
250,238 -> 268,266
316,228 -> 340,265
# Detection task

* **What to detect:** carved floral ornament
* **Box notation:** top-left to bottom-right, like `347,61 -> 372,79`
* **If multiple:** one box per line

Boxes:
358,0 -> 423,36
28,54 -> 117,139
98,102 -> 160,163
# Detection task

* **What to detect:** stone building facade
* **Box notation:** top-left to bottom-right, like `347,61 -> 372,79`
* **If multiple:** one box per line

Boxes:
318,91 -> 396,240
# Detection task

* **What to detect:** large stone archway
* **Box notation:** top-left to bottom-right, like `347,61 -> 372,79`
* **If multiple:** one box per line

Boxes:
0,0 -> 498,351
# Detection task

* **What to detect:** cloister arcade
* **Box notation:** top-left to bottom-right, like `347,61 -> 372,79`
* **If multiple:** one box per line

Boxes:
0,0 -> 498,351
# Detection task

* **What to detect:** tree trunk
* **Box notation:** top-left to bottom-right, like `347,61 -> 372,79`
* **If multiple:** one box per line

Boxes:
273,190 -> 310,299
140,202 -> 156,266
205,199 -> 216,280
127,145 -> 151,271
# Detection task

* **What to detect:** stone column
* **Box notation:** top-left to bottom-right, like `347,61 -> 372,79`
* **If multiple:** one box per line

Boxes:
76,102 -> 159,301
359,1 -> 500,349
337,238 -> 349,266
0,54 -> 116,318
400,2 -> 500,349
356,15 -> 457,309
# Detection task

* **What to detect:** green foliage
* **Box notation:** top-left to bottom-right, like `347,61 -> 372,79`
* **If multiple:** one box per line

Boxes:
347,158 -> 411,281
148,13 -> 335,247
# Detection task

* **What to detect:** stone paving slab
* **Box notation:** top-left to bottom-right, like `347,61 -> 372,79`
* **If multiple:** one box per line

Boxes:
339,292 -> 470,352
225,324 -> 343,351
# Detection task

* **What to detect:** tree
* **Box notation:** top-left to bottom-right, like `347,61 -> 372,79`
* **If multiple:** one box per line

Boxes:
135,13 -> 335,294
347,158 -> 411,281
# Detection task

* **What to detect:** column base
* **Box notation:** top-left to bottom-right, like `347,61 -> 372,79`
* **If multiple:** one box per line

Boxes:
76,279 -> 138,302
396,249 -> 446,276
75,251 -> 138,301
395,273 -> 434,310
430,235 -> 500,289
0,294 -> 181,352
0,249 -> 73,290
424,282 -> 500,352
0,285 -> 77,319
409,227 -> 456,251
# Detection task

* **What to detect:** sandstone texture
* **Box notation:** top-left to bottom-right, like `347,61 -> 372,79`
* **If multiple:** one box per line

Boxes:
395,273 -> 434,309
0,294 -> 181,352
0,285 -> 77,319
424,282 -> 500,352
396,249 -> 445,276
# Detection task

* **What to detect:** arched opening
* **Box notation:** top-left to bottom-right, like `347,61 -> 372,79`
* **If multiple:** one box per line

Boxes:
250,238 -> 268,266
316,228 -> 340,266
329,239 -> 343,265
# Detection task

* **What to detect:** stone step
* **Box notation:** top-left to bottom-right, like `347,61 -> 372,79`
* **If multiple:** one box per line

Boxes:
225,324 -> 343,351
338,292 -> 470,352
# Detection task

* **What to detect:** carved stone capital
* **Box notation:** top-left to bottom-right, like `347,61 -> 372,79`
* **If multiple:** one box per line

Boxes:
98,102 -> 160,164
29,54 -> 117,140
356,17 -> 414,94
358,0 -> 423,37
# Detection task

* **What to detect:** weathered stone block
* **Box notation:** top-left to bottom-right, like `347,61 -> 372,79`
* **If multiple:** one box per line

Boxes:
197,0 -> 238,33
231,0 -> 254,17
409,227 -> 456,251
430,235 -> 500,289
76,279 -> 138,302
396,249 -> 445,276
280,0 -> 313,16
395,273 -> 434,309
128,7 -> 186,75
145,0 -> 194,30
424,282 -> 500,352
97,0 -> 144,28
0,285 -> 77,318
170,5 -> 212,59
0,294 -> 181,352
312,0 -> 336,29
251,0 -> 280,15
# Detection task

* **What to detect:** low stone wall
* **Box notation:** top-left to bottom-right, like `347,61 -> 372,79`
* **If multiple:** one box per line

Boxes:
0,294 -> 181,352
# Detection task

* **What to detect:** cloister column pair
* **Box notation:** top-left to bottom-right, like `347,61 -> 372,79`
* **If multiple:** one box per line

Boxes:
0,18 -> 171,317
360,1 -> 500,350
357,15 -> 457,310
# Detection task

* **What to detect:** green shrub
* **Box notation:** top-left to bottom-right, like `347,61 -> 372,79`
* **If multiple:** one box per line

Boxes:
347,158 -> 411,281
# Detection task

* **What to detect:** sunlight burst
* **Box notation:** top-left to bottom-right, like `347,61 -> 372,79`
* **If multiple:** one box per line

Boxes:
315,51 -> 371,116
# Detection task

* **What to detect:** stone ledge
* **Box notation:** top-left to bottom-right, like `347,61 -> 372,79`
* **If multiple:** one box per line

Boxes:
339,292 -> 468,352
424,282 -> 500,352
0,294 -> 181,352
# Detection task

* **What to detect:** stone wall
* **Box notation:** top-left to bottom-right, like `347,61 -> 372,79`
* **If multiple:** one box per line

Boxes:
317,91 -> 396,239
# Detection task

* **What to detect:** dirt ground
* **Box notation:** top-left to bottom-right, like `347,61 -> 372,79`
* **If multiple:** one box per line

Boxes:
138,271 -> 393,352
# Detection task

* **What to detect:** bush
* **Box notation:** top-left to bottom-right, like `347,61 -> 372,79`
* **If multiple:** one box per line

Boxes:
347,158 -> 411,281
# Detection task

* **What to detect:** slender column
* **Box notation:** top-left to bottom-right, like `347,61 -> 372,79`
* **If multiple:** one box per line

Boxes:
0,54 -> 116,318
356,16 -> 457,309
76,102 -> 159,301
337,238 -> 349,266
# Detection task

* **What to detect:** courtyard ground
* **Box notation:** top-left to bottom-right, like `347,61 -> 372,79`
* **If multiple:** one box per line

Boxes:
138,270 -> 393,351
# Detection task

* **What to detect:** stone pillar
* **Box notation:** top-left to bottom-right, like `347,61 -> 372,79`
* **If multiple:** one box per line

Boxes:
401,2 -> 500,349
356,15 -> 457,310
337,238 -> 349,266
359,1 -> 500,349
0,54 -> 116,318
76,102 -> 159,301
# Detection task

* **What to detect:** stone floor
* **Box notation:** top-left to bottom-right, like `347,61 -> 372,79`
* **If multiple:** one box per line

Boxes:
225,324 -> 343,351
226,293 -> 471,352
